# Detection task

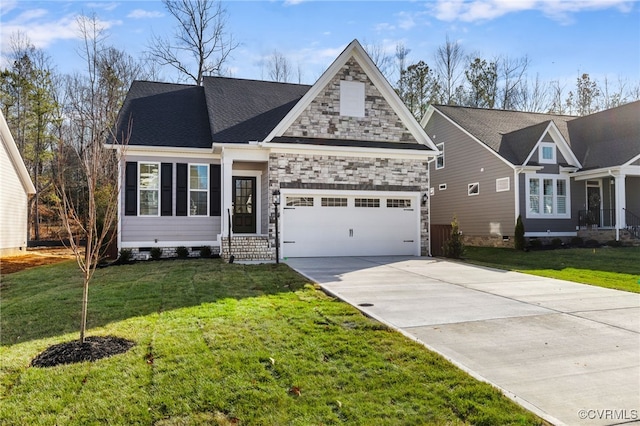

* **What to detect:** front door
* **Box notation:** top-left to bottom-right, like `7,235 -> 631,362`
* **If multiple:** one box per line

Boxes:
586,180 -> 602,227
233,177 -> 256,233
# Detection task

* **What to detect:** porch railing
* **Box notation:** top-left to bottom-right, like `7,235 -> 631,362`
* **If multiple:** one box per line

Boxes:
578,209 -> 616,228
624,208 -> 640,239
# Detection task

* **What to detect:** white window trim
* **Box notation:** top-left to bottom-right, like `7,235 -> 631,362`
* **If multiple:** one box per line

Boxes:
525,173 -> 571,219
538,142 -> 557,164
438,183 -> 447,191
496,177 -> 510,192
468,182 -> 479,196
188,163 -> 209,217
138,162 -> 160,217
436,143 -> 445,170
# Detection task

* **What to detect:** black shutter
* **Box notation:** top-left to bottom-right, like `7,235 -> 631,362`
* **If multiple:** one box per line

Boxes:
161,163 -> 173,216
210,164 -> 221,216
176,163 -> 188,216
124,162 -> 137,216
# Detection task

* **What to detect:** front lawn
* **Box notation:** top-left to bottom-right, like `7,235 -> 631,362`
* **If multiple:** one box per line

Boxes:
0,259 -> 542,425
462,246 -> 640,293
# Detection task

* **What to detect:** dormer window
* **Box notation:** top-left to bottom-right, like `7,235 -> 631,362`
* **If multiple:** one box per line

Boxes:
539,142 -> 556,164
339,80 -> 365,117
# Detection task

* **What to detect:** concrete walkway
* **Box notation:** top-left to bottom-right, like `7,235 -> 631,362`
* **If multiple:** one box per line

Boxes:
286,256 -> 640,426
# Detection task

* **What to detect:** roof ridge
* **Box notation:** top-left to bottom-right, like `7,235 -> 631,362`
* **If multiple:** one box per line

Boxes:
434,104 -> 576,119
203,75 -> 312,88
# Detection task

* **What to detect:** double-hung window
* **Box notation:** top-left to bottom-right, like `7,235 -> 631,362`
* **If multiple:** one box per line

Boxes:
189,164 -> 209,216
139,163 -> 159,216
526,174 -> 570,218
436,143 -> 445,169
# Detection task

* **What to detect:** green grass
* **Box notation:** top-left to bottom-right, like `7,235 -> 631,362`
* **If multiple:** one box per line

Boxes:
462,246 -> 640,293
1,259 -> 542,425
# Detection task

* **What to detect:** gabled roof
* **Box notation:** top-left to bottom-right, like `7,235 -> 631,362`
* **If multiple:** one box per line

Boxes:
431,105 -> 575,165
0,110 -> 36,194
114,81 -> 212,148
203,77 -> 310,143
567,100 -> 640,169
265,39 -> 438,151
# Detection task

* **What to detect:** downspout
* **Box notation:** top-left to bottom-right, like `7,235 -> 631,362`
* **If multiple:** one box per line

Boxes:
426,158 -> 434,257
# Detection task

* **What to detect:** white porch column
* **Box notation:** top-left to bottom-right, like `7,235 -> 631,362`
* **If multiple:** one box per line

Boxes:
615,173 -> 626,240
221,154 -> 234,236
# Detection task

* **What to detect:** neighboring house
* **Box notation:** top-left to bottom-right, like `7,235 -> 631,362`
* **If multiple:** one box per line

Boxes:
0,109 -> 36,256
112,40 -> 438,260
421,101 -> 640,251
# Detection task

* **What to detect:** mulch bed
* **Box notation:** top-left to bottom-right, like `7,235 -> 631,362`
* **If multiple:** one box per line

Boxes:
31,336 -> 135,368
1,248 -> 76,275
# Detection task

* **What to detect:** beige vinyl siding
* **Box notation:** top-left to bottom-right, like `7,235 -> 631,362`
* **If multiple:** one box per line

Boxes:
0,138 -> 30,253
121,154 -> 221,246
425,112 -> 515,238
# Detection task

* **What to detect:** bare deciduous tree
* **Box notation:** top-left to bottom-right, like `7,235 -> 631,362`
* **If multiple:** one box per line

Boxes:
266,50 -> 292,83
498,55 -> 530,110
148,0 -> 238,85
55,14 -> 134,343
435,35 -> 465,105
362,40 -> 393,80
520,73 -> 549,112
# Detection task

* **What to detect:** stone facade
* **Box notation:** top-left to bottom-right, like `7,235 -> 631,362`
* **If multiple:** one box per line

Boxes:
283,58 -> 414,143
462,235 -> 515,249
129,246 -> 219,261
268,152 -> 430,255
221,236 -> 275,261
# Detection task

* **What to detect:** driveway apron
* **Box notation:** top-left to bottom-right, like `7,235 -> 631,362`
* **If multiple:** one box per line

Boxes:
286,256 -> 640,426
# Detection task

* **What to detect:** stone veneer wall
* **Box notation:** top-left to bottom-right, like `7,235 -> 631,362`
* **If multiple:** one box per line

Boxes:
268,153 -> 430,256
128,246 -> 220,261
221,236 -> 275,261
462,235 -> 515,249
283,58 -> 414,143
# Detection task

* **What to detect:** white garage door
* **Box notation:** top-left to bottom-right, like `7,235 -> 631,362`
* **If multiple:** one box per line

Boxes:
281,191 -> 420,257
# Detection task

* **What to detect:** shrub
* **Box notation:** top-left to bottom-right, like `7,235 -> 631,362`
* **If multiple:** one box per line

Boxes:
528,239 -> 542,249
199,246 -> 212,258
551,238 -> 563,248
585,239 -> 600,248
150,247 -> 163,260
570,236 -> 584,247
514,215 -> 525,251
607,240 -> 623,247
176,246 -> 190,258
118,249 -> 132,263
443,216 -> 465,259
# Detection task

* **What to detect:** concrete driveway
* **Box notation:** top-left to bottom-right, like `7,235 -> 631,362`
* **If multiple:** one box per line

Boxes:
286,256 -> 640,426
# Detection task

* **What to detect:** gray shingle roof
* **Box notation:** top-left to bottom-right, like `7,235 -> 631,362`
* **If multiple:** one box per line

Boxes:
567,100 -> 640,169
114,81 -> 212,148
433,105 -> 575,165
203,77 -> 310,143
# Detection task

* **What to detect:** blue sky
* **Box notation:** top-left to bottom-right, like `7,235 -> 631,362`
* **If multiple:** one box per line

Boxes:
1,0 -> 639,89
